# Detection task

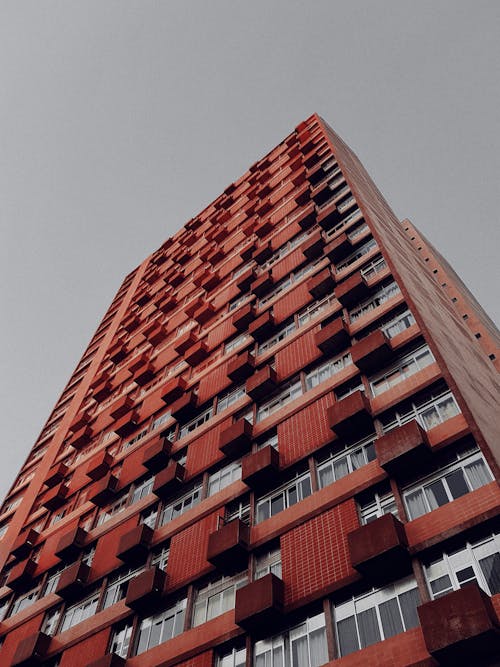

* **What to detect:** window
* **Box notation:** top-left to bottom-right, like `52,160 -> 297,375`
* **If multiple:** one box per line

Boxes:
257,380 -> 303,422
324,207 -> 363,240
317,436 -> 376,489
9,585 -> 41,617
135,598 -> 186,654
380,309 -> 416,338
225,333 -> 249,355
43,568 -> 64,596
217,645 -> 246,667
297,293 -> 336,327
359,486 -> 397,525
60,590 -> 100,632
208,462 -> 242,496
225,496 -> 251,525
334,576 -> 420,656
260,230 -> 310,271
403,442 -> 493,520
42,606 -> 62,636
258,259 -> 322,307
254,612 -> 328,667
369,345 -> 435,396
96,493 -> 128,527
178,406 -> 213,439
151,545 -> 170,571
229,293 -> 252,312
122,427 -> 149,452
255,546 -> 282,579
0,523 -> 8,540
360,255 -> 388,281
305,353 -> 352,390
103,566 -> 143,609
159,484 -> 202,526
258,320 -> 296,354
349,281 -> 400,322
256,471 -> 312,523
130,476 -> 155,504
193,573 -> 248,626
347,222 -> 370,241
140,505 -> 158,529
336,237 -> 378,273
424,533 -> 500,599
0,596 -> 11,622
381,388 -> 460,433
217,386 -> 246,413
110,622 -> 133,658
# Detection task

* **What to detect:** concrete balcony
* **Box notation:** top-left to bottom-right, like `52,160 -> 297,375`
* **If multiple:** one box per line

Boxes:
251,271 -> 274,298
184,340 -> 209,367
375,420 -> 431,475
327,390 -> 372,438
11,528 -> 39,561
161,375 -> 188,405
142,436 -> 172,473
173,331 -> 199,356
227,351 -> 255,383
55,560 -> 91,600
418,584 -> 500,665
207,519 -> 250,572
11,632 -> 51,667
252,242 -> 273,265
44,462 -> 69,489
219,419 -> 253,459
246,366 -> 278,401
152,462 -> 186,499
324,231 -> 351,263
117,524 -> 154,564
133,361 -> 156,387
307,267 -> 335,299
86,450 -> 114,481
193,303 -> 216,326
7,557 -> 37,591
232,303 -> 255,332
42,483 -> 70,511
88,473 -> 120,507
113,410 -> 140,438
54,526 -> 88,561
348,513 -> 410,582
335,271 -> 370,308
301,228 -> 324,260
235,573 -> 284,633
314,317 -> 350,354
248,311 -> 275,343
351,329 -> 393,374
241,445 -> 280,489
68,425 -> 93,450
170,391 -> 198,422
125,565 -> 168,612
294,200 -> 316,230
236,267 -> 256,294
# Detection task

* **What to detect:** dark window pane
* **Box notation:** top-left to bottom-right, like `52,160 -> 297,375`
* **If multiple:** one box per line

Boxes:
337,616 -> 359,656
379,598 -> 404,639
425,479 -> 449,509
399,587 -> 420,630
445,469 -> 469,499
358,607 -> 381,648
479,554 -> 500,595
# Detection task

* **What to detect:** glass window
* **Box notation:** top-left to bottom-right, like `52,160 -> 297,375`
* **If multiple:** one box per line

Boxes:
254,612 -> 328,667
192,573 -> 248,626
159,484 -> 202,526
255,547 -> 282,579
217,386 -> 246,413
151,545 -> 170,571
257,380 -> 303,422
9,585 -> 41,617
110,622 -> 133,658
103,566 -> 143,609
369,345 -> 434,396
317,436 -> 376,489
297,293 -> 336,327
208,462 -> 242,497
256,471 -> 312,524
60,590 -> 100,632
179,406 -> 213,439
334,577 -> 420,656
225,496 -> 251,525
130,476 -> 155,504
225,333 -> 249,355
135,598 -> 186,654
336,238 -> 378,273
305,353 -> 352,390
380,309 -> 416,338
258,320 -> 296,354
217,645 -> 246,667
349,281 -> 401,322
381,387 -> 460,433
359,487 -> 398,525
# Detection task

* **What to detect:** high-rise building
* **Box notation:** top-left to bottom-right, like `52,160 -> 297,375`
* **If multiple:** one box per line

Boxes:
0,114 -> 499,667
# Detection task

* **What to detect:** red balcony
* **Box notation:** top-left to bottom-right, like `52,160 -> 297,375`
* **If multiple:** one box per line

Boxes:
42,483 -> 70,511
232,303 -> 255,332
68,424 -> 93,451
248,311 -> 275,342
301,229 -> 324,260
246,366 -> 278,401
11,632 -> 51,667
117,524 -> 154,563
348,513 -> 410,582
86,450 -> 114,481
152,462 -> 185,499
170,391 -> 197,422
11,528 -> 39,561
109,344 -> 128,365
173,331 -> 199,356
335,272 -> 370,308
44,462 -> 68,488
92,380 -> 113,403
69,408 -> 92,432
314,317 -> 350,354
227,351 -> 255,383
324,232 -> 351,263
351,329 -> 393,374
251,271 -> 274,298
87,655 -> 126,667
254,219 -> 273,240
327,390 -> 372,437
207,247 -> 224,265
241,445 -> 280,489
200,271 -> 220,292
235,573 -> 284,633
236,267 -> 256,293
110,395 -> 135,421
253,242 -> 273,265
122,314 -> 140,333
113,410 -> 140,438
142,436 -> 172,473
193,303 -> 216,325
207,519 -> 250,572
125,565 -> 168,611
418,584 -> 500,664
307,267 -> 335,299
7,557 -> 37,591
375,420 -> 431,475
54,526 -> 88,561
184,340 -> 209,367
317,200 -> 341,230
156,296 -> 177,315
55,560 -> 91,599
219,419 -> 253,458
88,473 -> 119,507
161,375 -> 188,405
133,361 -> 156,387
294,200 -> 316,230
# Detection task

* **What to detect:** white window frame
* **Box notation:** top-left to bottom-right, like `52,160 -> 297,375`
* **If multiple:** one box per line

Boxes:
380,309 -> 416,338
359,488 -> 398,525
349,281 -> 401,322
208,461 -> 242,497
159,484 -> 202,526
381,389 -> 460,433
305,352 -> 352,390
317,436 -> 376,490
369,345 -> 435,397
256,380 -> 303,423
135,598 -> 186,654
192,573 -> 248,626
336,237 -> 378,273
178,406 -> 213,439
256,471 -> 312,524
254,612 -> 327,667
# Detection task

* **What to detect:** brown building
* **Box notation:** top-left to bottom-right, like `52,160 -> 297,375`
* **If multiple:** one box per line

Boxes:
0,114 -> 498,667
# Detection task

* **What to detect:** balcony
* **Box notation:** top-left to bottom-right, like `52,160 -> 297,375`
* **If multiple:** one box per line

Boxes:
54,526 -> 88,561
418,584 -> 500,664
294,200 -> 316,230
88,473 -> 120,507
246,366 -> 278,401
110,395 -> 135,421
301,229 -> 324,260
125,565 -> 168,611
219,419 -> 253,458
235,573 -> 284,633
133,361 -> 156,387
227,351 -> 255,383
317,199 -> 342,231
152,462 -> 185,499
68,425 -> 93,450
170,391 -> 198,422
232,303 -> 255,332
200,271 -> 220,292
44,462 -> 69,488
314,317 -> 350,354
327,390 -> 372,437
351,329 -> 393,374
184,340 -> 209,367
236,267 -> 256,293
92,380 -> 113,403
55,560 -> 91,600
251,271 -> 274,298
248,311 -> 275,343
109,344 -> 128,365
11,632 -> 51,667
253,242 -> 273,265
241,445 -> 280,489
116,524 -> 154,564
173,331 -> 199,356
193,303 -> 216,326
324,232 -> 351,263
87,655 -> 126,667
42,483 -> 70,511
375,420 -> 431,475
307,267 -> 335,299
86,450 -> 114,481
348,514 -> 410,582
142,436 -> 172,473
7,557 -> 37,591
11,528 -> 39,561
335,272 -> 370,308
161,375 -> 188,405
156,296 -> 177,315
207,519 -> 250,572
254,220 -> 273,240
113,410 -> 140,438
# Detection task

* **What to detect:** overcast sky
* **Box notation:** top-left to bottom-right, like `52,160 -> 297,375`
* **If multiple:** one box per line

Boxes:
1,1 -> 499,502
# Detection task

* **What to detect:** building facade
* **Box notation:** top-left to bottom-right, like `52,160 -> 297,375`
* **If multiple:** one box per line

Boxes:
0,114 -> 499,667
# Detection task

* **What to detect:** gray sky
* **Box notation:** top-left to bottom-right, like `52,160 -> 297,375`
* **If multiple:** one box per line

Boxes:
1,1 -> 499,502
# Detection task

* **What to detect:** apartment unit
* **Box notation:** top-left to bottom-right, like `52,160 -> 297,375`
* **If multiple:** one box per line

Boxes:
0,114 -> 498,667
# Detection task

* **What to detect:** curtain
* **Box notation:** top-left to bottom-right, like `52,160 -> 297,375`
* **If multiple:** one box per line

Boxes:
444,469 -> 469,499
333,457 -> 349,481
424,479 -> 448,510
399,587 -> 420,629
479,554 -> 500,595
465,459 -> 492,489
309,628 -> 328,667
358,607 -> 381,648
337,616 -> 359,656
291,636 -> 309,667
405,489 -> 427,520
379,598 -> 403,639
